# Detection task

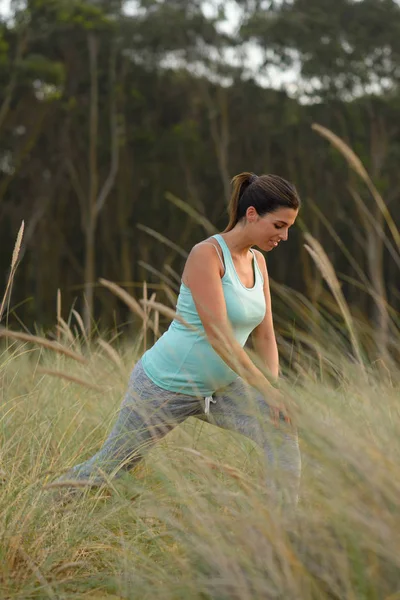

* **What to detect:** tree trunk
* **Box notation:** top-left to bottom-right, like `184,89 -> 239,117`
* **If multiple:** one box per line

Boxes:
82,33 -> 119,333
200,82 -> 231,204
83,219 -> 96,333
83,32 -> 99,334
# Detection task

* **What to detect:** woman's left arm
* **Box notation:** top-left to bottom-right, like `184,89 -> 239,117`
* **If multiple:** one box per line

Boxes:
252,250 -> 280,380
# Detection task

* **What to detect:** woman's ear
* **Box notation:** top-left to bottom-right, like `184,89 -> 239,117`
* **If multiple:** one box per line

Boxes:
245,206 -> 258,223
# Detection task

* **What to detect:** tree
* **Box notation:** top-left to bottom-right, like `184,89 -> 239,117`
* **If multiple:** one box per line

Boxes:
238,0 -> 400,100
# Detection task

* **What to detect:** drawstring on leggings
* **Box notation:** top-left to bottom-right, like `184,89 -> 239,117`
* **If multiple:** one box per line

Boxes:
204,395 -> 216,415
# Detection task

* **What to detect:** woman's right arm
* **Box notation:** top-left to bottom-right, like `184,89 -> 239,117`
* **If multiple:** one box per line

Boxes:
182,243 -> 274,395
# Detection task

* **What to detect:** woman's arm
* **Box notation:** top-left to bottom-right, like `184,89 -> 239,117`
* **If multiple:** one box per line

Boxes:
182,243 -> 274,394
252,250 -> 279,380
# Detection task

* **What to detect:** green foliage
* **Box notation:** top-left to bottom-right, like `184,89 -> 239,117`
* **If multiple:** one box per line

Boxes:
28,0 -> 114,31
239,0 -> 400,99
19,53 -> 65,84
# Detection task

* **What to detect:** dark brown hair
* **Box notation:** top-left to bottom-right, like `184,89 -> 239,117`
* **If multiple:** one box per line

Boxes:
224,172 -> 301,232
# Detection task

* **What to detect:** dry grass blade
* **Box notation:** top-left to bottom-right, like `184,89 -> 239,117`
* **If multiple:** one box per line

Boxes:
165,192 -> 218,235
349,185 -> 400,270
51,562 -> 86,575
385,593 -> 400,600
154,310 -> 160,339
162,283 -> 177,307
164,264 -> 181,284
56,289 -> 61,344
140,299 -> 199,333
11,221 -> 25,271
309,197 -> 370,286
137,223 -> 188,258
96,338 -> 124,370
0,220 -> 24,323
148,292 -> 157,341
312,124 -> 368,180
72,309 -> 89,345
143,281 -> 148,352
138,260 -> 179,292
0,328 -> 88,363
303,233 -> 365,371
99,278 -> 157,335
17,547 -> 57,600
312,123 -> 400,250
57,317 -> 75,345
182,447 -> 254,494
37,367 -> 105,392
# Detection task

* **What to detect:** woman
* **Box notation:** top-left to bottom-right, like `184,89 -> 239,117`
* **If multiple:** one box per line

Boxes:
56,172 -> 301,508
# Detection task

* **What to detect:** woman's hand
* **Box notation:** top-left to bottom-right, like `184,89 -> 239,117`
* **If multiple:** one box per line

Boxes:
256,379 -> 292,427
270,388 -> 292,427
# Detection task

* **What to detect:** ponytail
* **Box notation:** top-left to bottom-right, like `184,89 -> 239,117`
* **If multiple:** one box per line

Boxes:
224,172 -> 258,232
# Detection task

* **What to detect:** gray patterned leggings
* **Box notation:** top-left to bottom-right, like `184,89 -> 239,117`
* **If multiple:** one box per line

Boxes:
58,360 -> 301,507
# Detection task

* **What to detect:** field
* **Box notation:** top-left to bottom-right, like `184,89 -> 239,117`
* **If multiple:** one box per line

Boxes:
0,318 -> 399,599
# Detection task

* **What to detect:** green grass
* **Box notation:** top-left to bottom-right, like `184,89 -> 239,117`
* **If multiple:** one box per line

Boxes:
0,340 -> 399,600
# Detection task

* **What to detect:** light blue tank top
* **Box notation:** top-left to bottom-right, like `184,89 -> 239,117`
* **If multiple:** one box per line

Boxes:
141,234 -> 266,397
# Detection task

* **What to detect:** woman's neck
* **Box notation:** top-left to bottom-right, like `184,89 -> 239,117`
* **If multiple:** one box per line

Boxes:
220,227 -> 253,258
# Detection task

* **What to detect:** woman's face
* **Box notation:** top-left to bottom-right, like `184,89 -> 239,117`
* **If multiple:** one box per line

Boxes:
246,206 -> 299,252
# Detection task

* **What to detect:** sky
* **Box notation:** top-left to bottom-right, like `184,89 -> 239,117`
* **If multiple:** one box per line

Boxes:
0,0 -> 9,14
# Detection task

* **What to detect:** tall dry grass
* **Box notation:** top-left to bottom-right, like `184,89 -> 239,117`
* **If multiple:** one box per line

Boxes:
0,127 -> 399,598
0,335 -> 399,599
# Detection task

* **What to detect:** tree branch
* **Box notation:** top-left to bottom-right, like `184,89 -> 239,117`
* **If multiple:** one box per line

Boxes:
88,32 -> 99,220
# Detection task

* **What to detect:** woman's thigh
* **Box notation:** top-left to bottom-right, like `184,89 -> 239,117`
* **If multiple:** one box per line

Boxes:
207,377 -> 299,467
115,360 -> 205,443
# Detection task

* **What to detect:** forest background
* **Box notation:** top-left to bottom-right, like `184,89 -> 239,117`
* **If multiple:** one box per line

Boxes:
1,0 -> 400,362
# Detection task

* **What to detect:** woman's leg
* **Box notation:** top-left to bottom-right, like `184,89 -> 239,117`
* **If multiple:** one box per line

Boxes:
55,361 -> 203,485
208,378 -> 301,510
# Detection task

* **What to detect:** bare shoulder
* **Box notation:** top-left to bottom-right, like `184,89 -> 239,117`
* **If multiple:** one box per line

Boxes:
189,239 -> 220,260
182,239 -> 224,283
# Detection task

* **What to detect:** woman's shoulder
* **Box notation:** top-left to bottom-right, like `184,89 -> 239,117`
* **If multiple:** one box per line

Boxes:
182,237 -> 225,282
188,236 -> 221,257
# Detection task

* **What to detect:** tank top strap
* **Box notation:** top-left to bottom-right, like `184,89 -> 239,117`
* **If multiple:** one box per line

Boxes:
250,248 -> 264,284
212,234 -> 234,273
